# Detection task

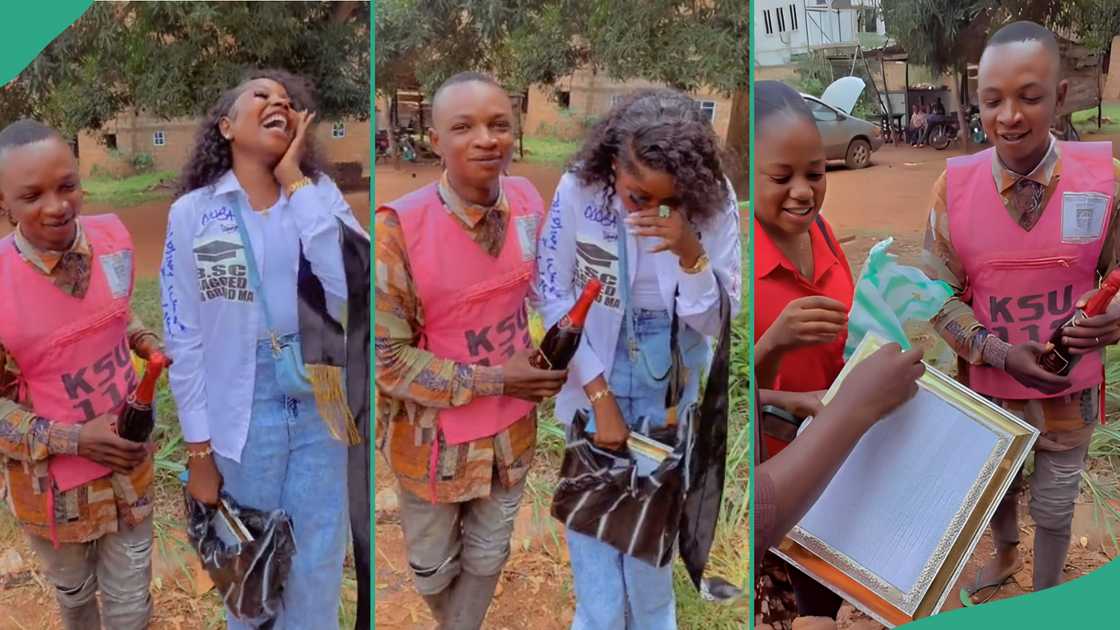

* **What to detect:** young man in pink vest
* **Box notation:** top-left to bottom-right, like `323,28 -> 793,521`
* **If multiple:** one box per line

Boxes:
922,22 -> 1120,601
0,120 -> 164,629
375,72 -> 567,628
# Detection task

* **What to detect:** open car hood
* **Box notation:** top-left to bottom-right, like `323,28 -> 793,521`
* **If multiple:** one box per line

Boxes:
820,76 -> 866,115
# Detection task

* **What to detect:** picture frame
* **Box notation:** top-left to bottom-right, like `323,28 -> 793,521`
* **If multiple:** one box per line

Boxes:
771,333 -> 1040,627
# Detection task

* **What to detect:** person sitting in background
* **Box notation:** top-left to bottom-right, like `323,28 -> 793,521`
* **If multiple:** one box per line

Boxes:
907,105 -> 923,146
913,105 -> 930,147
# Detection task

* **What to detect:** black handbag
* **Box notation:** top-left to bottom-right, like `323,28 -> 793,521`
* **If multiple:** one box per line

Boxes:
550,277 -> 740,599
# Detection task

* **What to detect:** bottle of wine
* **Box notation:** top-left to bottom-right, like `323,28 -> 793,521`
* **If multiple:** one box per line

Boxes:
530,279 -> 602,370
118,352 -> 167,443
1038,269 -> 1120,376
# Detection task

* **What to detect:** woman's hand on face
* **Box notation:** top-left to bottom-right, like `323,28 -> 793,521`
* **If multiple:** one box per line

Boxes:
274,110 -> 317,190
625,206 -> 704,268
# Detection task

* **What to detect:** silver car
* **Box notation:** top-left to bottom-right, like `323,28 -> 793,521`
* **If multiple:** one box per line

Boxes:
800,78 -> 884,169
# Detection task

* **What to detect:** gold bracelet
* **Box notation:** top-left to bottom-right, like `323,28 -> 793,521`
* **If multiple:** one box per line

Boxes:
285,176 -> 313,198
588,389 -> 612,405
681,252 -> 710,275
186,446 -> 213,460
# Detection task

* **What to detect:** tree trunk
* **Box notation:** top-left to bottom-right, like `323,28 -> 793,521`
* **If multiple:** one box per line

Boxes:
954,66 -> 970,154
725,87 -> 749,200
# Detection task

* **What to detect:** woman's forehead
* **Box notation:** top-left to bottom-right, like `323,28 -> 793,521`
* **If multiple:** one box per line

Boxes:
239,78 -> 289,99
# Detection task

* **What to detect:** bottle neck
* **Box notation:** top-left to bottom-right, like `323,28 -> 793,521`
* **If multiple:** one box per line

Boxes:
132,359 -> 165,405
1084,281 -> 1120,316
567,281 -> 602,327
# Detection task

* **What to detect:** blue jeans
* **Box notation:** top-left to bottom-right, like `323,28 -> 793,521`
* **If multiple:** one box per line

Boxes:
568,309 -> 687,629
214,338 -> 348,630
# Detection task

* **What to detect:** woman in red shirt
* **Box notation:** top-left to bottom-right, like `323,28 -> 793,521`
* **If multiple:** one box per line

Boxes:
754,80 -> 855,404
753,79 -> 857,622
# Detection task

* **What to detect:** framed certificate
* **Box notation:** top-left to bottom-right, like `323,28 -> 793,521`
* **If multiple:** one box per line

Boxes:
771,333 -> 1039,627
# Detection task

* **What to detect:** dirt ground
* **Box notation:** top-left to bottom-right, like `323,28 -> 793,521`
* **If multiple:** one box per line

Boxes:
760,132 -> 1120,630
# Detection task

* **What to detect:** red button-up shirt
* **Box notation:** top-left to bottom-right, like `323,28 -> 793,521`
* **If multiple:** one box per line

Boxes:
754,215 -> 854,393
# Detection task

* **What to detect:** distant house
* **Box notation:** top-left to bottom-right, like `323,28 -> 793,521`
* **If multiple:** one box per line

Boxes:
522,67 -> 733,141
77,112 -> 370,180
375,68 -> 733,148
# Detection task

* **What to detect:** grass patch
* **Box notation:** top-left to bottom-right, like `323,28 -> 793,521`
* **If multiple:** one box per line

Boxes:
520,136 -> 580,167
1074,103 -> 1120,136
83,170 -> 177,207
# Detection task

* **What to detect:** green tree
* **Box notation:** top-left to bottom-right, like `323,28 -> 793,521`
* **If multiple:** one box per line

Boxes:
881,0 -> 1120,148
376,0 -> 749,197
1,1 -> 370,137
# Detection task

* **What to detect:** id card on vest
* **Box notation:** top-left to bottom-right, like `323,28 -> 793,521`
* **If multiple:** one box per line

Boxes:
192,214 -> 255,305
98,250 -> 133,299
515,214 -> 539,262
1061,192 -> 1109,243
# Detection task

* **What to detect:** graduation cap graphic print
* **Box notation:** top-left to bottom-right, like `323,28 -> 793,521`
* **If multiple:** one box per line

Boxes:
576,241 -> 618,269
194,239 -> 244,263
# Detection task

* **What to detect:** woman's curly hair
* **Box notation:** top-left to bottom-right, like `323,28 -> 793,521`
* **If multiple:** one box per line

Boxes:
178,69 -> 326,196
570,88 -> 730,222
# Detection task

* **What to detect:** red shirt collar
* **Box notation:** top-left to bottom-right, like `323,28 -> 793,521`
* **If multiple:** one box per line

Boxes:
754,216 -> 840,285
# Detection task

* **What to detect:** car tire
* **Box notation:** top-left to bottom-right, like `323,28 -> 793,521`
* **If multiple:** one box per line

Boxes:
845,138 -> 872,169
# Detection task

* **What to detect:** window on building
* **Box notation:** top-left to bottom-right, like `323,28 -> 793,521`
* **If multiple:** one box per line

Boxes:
557,90 -> 571,109
699,101 -> 716,123
860,7 -> 879,33
777,7 -> 786,32
152,130 -> 166,147
763,9 -> 773,35
332,121 -> 346,138
610,94 -> 627,108
103,133 -> 117,150
789,4 -> 799,31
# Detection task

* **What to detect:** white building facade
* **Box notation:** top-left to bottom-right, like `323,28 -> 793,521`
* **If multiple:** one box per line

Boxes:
754,0 -> 886,66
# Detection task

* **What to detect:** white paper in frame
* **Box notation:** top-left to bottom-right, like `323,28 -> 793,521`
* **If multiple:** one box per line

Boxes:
772,333 -> 1040,627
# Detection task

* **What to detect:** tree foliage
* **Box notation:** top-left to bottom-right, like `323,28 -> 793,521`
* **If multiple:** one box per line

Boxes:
881,0 -> 1120,76
375,0 -> 748,195
376,0 -> 745,98
1,1 -> 370,136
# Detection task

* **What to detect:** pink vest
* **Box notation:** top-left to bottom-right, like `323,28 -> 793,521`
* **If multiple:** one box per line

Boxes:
947,142 -> 1115,399
0,215 -> 137,494
383,177 -> 543,446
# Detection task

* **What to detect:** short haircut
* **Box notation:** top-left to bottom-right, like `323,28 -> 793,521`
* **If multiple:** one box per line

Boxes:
755,80 -> 816,127
985,20 -> 1060,68
431,71 -> 505,119
0,119 -> 62,157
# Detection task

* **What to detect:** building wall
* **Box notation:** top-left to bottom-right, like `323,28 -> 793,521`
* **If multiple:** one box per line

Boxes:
756,1 -> 858,66
522,69 -> 733,141
78,114 -> 370,179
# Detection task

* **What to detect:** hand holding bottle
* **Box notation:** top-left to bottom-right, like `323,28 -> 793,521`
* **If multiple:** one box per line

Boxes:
1059,289 -> 1120,355
501,350 -> 568,402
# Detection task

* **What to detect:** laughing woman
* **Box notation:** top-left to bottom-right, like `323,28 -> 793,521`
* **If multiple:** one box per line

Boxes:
160,70 -> 364,629
534,89 -> 742,630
